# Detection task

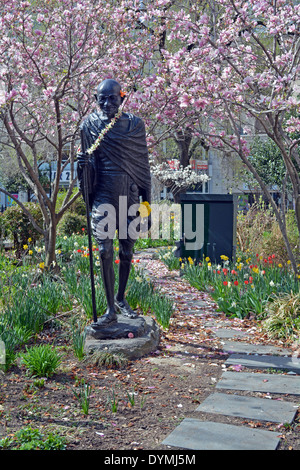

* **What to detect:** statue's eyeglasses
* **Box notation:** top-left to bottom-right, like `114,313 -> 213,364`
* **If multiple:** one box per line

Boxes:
97,94 -> 120,105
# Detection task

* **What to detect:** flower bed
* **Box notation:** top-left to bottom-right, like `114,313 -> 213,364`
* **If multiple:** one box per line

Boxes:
158,247 -> 299,325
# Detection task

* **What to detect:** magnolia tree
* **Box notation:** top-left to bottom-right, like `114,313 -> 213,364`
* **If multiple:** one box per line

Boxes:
0,0 -> 158,268
133,0 -> 300,274
1,0 -> 299,273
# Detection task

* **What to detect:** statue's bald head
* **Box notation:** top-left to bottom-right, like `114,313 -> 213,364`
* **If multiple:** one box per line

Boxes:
97,79 -> 121,96
95,79 -> 123,119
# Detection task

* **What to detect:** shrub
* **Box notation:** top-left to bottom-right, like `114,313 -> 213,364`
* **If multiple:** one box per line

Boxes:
1,202 -> 43,254
262,292 -> 300,340
20,344 -> 62,377
58,212 -> 87,236
0,212 -> 8,249
237,204 -> 299,265
260,210 -> 299,265
56,188 -> 86,216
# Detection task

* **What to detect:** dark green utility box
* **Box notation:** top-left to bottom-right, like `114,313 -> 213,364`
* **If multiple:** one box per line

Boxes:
180,194 -> 238,263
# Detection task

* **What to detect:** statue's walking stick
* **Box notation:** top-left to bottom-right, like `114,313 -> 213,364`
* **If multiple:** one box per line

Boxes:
80,130 -> 98,324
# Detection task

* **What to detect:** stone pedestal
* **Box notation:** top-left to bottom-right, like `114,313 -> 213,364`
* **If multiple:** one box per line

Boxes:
84,315 -> 160,360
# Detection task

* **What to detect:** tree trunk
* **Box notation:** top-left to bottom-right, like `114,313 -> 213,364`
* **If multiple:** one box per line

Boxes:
173,129 -> 192,202
44,216 -> 58,271
174,129 -> 192,167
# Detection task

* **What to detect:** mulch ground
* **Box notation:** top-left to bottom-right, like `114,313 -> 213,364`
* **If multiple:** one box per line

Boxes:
0,252 -> 299,452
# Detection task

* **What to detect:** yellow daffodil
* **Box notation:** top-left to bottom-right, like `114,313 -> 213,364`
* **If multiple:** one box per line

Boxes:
23,244 -> 28,250
139,201 -> 151,218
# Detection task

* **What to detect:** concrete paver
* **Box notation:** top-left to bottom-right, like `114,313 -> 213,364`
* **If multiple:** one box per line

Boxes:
217,371 -> 300,395
162,418 -> 281,450
196,392 -> 298,423
226,353 -> 300,373
221,340 -> 292,356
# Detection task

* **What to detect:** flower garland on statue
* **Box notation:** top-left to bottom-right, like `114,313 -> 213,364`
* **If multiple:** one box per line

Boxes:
79,89 -> 127,155
86,107 -> 123,155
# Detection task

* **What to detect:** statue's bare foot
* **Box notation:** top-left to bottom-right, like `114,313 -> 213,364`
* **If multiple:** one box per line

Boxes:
115,298 -> 138,319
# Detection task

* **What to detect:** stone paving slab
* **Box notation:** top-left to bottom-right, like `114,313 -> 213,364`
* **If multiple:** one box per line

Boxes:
216,371 -> 300,395
162,418 -> 280,450
221,340 -> 291,356
212,328 -> 249,338
226,353 -> 300,373
196,392 -> 298,423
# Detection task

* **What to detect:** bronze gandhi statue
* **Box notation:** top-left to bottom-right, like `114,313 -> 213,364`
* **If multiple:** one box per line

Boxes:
77,79 -> 151,326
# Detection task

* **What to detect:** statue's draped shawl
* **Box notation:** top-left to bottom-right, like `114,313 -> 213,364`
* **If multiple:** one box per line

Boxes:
78,111 -> 151,205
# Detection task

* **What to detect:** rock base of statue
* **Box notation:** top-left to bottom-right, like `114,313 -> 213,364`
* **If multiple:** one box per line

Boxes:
84,315 -> 160,360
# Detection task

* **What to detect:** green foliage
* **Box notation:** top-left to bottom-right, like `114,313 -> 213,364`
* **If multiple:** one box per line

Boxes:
107,388 -> 119,413
262,292 -> 300,340
20,344 -> 62,377
70,320 -> 86,361
4,290 -> 48,333
126,270 -> 154,313
73,379 -> 91,415
260,210 -> 299,265
237,204 -> 299,265
134,237 -> 174,250
250,137 -> 286,188
33,274 -> 73,314
126,390 -> 136,407
0,426 -> 66,450
1,202 -> 43,253
85,351 -> 128,369
157,246 -> 180,270
76,274 -> 107,318
151,294 -> 174,329
56,188 -> 85,215
0,212 -> 8,244
58,212 -> 87,236
57,188 -> 87,236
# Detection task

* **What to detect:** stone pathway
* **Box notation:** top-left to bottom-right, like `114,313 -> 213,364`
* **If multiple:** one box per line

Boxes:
161,293 -> 300,450
137,250 -> 300,451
